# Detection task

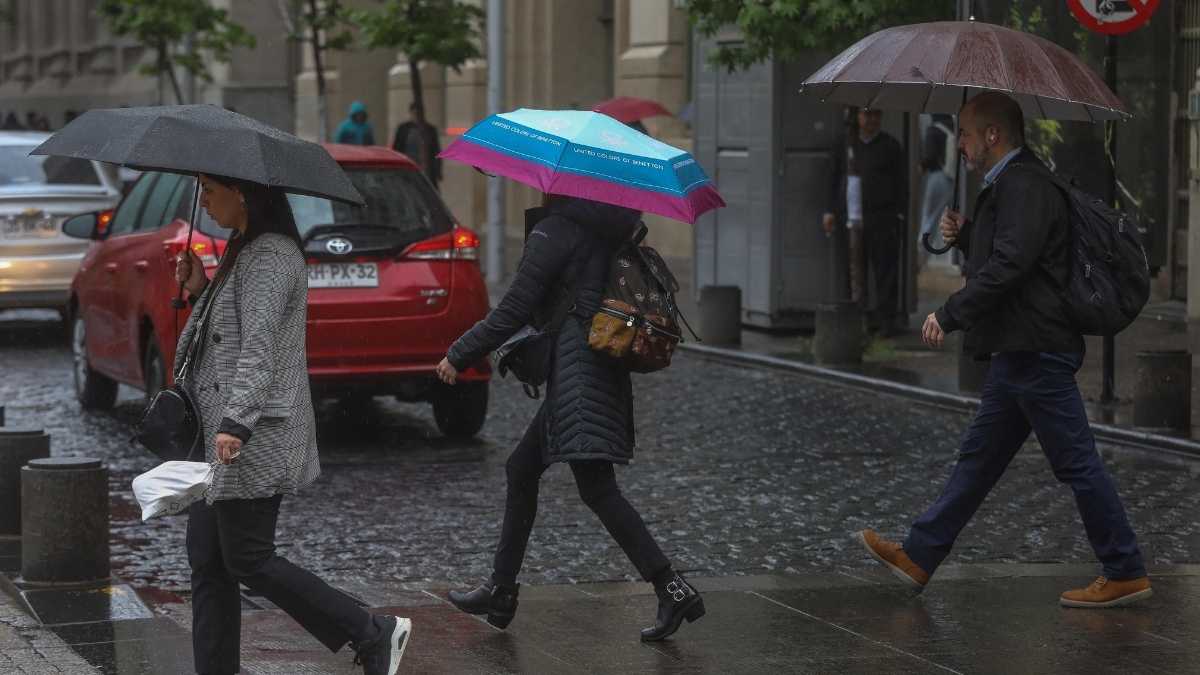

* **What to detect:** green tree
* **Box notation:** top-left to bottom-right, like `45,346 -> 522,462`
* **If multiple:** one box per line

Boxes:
275,0 -> 357,142
98,0 -> 256,104
352,0 -> 485,131
685,0 -> 954,71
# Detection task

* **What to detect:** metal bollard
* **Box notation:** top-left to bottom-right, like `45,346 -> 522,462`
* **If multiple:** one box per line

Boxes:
814,301 -> 863,366
1134,350 -> 1192,430
0,428 -> 50,535
698,286 -> 742,346
0,405 -> 5,426
21,457 -> 109,584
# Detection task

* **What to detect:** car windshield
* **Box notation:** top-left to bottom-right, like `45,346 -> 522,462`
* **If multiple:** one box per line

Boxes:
288,169 -> 452,240
0,146 -> 101,188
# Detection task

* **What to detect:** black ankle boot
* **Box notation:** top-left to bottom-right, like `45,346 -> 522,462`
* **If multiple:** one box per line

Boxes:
640,572 -> 704,642
447,582 -> 520,629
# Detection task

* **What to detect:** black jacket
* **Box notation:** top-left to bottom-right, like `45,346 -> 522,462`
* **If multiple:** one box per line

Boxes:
392,121 -> 442,183
827,130 -> 908,227
935,148 -> 1083,357
447,198 -> 640,464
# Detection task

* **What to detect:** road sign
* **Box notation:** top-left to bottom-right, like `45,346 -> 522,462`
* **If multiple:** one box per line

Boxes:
1068,0 -> 1161,35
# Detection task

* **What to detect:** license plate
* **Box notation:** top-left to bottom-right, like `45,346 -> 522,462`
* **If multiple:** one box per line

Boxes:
307,262 -> 379,288
1,217 -> 59,239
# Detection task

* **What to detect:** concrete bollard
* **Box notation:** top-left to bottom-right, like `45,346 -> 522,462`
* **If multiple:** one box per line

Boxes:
21,457 -> 109,584
1134,350 -> 1192,430
814,301 -> 863,365
698,286 -> 742,345
0,428 -> 50,535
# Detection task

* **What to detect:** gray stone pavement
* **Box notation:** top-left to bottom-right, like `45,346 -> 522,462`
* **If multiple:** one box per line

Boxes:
3,306 -> 1200,673
0,570 -> 98,674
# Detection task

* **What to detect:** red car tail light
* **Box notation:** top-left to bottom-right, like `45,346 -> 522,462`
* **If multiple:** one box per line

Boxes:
95,209 -> 114,237
163,237 -> 220,267
401,226 -> 480,261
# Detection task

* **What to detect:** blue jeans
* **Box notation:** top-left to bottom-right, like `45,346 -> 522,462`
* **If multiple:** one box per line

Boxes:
904,352 -> 1146,580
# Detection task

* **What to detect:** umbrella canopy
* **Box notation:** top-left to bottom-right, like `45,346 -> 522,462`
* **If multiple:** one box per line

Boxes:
440,109 -> 724,224
800,20 -> 1127,122
30,105 -> 363,204
592,96 -> 673,124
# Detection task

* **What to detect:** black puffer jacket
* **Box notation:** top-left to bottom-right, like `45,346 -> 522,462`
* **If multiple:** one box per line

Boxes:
447,198 -> 640,464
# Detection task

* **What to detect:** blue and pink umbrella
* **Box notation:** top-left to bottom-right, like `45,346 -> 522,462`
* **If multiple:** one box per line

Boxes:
439,109 -> 724,224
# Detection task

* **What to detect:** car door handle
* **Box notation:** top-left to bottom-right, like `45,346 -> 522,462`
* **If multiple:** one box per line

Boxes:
134,260 -> 149,272
104,263 -> 118,273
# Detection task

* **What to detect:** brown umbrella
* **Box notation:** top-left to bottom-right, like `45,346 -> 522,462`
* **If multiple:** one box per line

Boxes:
800,20 -> 1127,122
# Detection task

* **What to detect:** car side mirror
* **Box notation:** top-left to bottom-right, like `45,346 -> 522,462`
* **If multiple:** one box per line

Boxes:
62,212 -> 99,240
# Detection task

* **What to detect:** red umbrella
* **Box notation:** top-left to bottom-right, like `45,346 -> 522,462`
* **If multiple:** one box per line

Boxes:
800,20 -> 1127,122
592,96 -> 673,124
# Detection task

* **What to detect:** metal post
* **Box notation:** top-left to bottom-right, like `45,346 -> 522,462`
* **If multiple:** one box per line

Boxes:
486,0 -> 507,285
1102,35 -> 1118,404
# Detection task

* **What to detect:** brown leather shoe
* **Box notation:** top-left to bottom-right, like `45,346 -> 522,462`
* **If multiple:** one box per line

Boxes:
1060,576 -> 1152,608
856,530 -> 929,591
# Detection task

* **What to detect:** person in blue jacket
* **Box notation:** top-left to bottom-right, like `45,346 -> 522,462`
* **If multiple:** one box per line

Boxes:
335,101 -> 376,145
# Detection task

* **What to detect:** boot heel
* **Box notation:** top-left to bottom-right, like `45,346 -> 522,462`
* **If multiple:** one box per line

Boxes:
487,612 -> 514,629
684,599 -> 705,623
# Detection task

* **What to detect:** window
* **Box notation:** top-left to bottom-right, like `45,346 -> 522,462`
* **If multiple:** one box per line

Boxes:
286,169 -> 453,244
0,147 -> 102,188
107,174 -> 158,237
137,173 -> 186,232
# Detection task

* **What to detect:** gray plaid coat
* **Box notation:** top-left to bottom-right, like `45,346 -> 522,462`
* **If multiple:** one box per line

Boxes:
174,232 -> 320,502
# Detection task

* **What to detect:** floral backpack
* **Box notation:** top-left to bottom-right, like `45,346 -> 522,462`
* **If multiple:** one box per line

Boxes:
587,224 -> 697,373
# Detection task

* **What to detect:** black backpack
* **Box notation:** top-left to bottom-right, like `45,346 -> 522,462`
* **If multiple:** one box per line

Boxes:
1014,164 -> 1150,336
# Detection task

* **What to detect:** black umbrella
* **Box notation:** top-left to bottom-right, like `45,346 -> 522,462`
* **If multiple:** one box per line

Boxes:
31,104 -> 364,308
30,104 -> 363,204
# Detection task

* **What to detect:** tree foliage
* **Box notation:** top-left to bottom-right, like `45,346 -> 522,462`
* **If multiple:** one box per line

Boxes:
685,0 -> 955,71
351,0 -> 485,113
98,0 -> 256,103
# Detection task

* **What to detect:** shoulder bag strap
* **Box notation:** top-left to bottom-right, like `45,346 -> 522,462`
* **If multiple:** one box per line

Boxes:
174,271 -> 230,385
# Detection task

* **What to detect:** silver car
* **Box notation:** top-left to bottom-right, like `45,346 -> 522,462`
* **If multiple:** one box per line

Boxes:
0,131 -> 122,314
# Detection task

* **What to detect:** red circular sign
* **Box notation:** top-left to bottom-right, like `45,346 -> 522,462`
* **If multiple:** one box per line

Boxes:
1068,0 -> 1161,35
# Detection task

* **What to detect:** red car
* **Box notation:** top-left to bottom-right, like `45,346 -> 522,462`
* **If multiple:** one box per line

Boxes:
62,144 -> 492,437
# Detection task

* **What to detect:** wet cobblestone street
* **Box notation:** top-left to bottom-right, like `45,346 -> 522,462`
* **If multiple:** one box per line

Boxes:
2,310 -> 1199,597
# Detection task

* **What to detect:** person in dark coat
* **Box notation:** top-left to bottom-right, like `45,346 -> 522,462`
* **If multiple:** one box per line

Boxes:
392,102 -> 441,189
436,195 -> 705,642
857,92 -> 1151,609
823,107 -> 908,335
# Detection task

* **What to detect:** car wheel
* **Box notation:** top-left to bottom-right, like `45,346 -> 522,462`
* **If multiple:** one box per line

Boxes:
72,314 -> 118,410
143,333 -> 167,401
433,381 -> 489,439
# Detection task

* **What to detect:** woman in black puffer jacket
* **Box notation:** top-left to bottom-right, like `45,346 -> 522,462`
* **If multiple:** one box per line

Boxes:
435,195 -> 704,642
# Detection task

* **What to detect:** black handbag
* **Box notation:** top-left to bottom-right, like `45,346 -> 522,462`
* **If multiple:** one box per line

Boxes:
133,274 -> 226,461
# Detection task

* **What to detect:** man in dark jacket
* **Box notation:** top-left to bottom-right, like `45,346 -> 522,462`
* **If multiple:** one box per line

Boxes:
823,107 -> 908,334
392,102 -> 442,189
857,92 -> 1151,608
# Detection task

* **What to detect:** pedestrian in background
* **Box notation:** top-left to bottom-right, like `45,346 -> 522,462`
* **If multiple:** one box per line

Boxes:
823,107 -> 908,336
335,101 -> 376,146
437,194 -> 705,643
857,92 -> 1151,609
174,174 -> 409,674
917,113 -> 957,267
392,101 -> 442,189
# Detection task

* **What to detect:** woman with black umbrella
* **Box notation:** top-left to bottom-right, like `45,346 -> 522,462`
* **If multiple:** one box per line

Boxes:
173,174 -> 410,675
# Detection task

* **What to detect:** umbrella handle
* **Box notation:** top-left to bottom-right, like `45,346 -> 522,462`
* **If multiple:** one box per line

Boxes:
923,231 -> 953,255
172,178 -> 202,311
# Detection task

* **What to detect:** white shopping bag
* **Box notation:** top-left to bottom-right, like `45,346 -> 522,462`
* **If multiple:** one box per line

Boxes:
131,461 -> 217,521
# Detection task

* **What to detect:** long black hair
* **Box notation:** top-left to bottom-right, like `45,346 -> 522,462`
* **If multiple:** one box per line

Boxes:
205,174 -> 303,283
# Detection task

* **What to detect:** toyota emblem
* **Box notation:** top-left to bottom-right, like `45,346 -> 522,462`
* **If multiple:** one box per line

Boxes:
325,238 -> 353,255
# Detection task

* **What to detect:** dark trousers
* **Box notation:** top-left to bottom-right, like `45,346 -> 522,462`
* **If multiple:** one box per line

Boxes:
862,215 -> 901,327
903,352 -> 1146,580
492,408 -> 671,586
187,495 -> 375,675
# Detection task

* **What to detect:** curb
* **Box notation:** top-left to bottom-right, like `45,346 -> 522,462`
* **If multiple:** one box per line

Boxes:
680,343 -> 1200,460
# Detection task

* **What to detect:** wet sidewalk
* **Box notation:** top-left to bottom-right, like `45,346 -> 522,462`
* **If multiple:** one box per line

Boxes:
12,562 -> 1192,674
673,287 -> 1200,455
